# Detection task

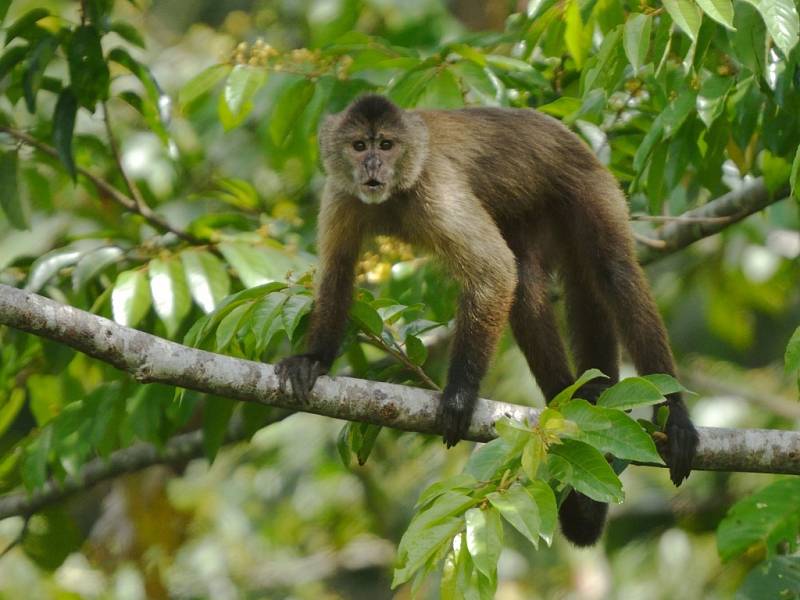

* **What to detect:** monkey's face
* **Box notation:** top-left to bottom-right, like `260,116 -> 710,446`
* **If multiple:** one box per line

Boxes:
319,96 -> 428,202
344,135 -> 402,204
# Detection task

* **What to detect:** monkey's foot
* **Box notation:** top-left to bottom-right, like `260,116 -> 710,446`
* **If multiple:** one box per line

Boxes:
275,354 -> 326,404
436,387 -> 477,448
661,404 -> 699,486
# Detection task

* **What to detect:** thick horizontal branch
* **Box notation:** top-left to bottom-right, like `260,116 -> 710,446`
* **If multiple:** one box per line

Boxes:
1,284 -> 798,479
638,178 -> 789,264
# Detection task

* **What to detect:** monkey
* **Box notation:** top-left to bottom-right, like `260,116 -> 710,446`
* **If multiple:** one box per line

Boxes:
275,94 -> 699,546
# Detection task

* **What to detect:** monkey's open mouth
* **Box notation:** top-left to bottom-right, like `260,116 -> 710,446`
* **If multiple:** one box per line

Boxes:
363,179 -> 384,188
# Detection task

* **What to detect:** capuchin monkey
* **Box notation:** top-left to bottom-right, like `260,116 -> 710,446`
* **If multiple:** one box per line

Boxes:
276,94 -> 698,546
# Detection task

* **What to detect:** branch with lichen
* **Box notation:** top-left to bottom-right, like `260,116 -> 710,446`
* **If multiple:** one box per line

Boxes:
1,284 -> 798,493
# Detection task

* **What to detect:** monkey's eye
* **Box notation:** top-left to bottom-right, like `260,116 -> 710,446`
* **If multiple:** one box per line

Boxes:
379,139 -> 393,150
352,140 -> 366,152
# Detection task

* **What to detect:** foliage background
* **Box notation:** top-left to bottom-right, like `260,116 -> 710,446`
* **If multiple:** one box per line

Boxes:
0,0 -> 799,598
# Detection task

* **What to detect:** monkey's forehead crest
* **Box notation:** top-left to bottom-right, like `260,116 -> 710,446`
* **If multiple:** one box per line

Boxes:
345,94 -> 402,125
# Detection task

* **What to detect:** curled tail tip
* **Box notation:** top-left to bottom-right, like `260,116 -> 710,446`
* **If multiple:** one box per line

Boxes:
558,490 -> 609,547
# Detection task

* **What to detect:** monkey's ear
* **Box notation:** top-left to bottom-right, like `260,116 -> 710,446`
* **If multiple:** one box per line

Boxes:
318,113 -> 343,146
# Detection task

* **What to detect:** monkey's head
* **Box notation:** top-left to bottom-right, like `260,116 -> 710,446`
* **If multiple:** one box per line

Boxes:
319,94 -> 429,204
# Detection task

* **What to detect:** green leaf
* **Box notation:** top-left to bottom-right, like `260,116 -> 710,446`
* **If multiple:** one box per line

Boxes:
484,54 -> 533,72
0,45 -> 29,82
389,67 -> 438,107
22,427 -> 52,490
597,377 -> 665,410
697,74 -> 733,128
564,0 -> 592,68
0,149 -> 28,229
72,246 -> 123,292
494,417 -> 531,454
251,292 -> 289,354
392,517 -> 463,588
110,20 -> 145,48
67,25 -> 110,109
791,143 -> 800,201
786,326 -> 800,375
488,484 -> 541,549
640,374 -> 690,396
663,0 -> 702,41
550,368 -> 607,407
415,474 -> 478,509
548,439 -> 624,504
351,300 -> 383,336
464,437 -> 515,480
521,436 -> 545,480
23,33 -> 58,113
405,334 -> 428,366
202,395 -> 235,462
415,67 -> 464,109
269,78 -> 316,145
148,257 -> 192,338
624,13 -> 652,73
735,556 -> 800,600
181,250 -> 231,313
560,399 -> 664,463
215,302 -> 252,351
717,478 -> 800,561
408,491 -> 476,535
112,269 -> 152,327
742,0 -> 799,56
0,0 -> 12,23
355,423 -> 381,465
179,64 -> 231,108
0,388 -> 25,438
25,248 -> 82,292
464,507 -> 502,580
281,294 -> 312,340
52,87 -> 78,181
526,480 -> 557,545
5,8 -> 50,45
218,242 -> 292,286
220,64 -> 267,130
695,0 -> 735,30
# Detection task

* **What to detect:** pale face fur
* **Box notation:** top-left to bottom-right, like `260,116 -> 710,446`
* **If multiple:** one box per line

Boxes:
319,96 -> 429,204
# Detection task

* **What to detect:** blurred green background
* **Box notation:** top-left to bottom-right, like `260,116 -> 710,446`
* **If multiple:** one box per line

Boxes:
0,0 -> 799,598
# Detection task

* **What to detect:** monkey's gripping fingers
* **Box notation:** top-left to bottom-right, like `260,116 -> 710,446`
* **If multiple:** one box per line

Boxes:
661,403 -> 699,486
275,354 -> 326,404
436,387 -> 478,448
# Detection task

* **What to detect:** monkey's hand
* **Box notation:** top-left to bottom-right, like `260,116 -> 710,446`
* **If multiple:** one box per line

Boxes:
661,402 -> 699,486
436,386 -> 478,448
275,354 -> 327,404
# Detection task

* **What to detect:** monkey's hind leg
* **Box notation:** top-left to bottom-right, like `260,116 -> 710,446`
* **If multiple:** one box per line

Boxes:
504,239 -> 607,546
575,184 -> 698,486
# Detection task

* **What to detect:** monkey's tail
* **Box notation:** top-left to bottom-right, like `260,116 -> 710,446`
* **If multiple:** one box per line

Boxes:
558,490 -> 608,547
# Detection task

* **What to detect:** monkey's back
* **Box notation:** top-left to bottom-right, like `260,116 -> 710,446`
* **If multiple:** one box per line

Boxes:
415,107 -> 611,209
412,106 -> 635,267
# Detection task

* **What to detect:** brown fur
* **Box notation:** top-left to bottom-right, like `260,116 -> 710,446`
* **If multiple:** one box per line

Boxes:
277,95 -> 698,547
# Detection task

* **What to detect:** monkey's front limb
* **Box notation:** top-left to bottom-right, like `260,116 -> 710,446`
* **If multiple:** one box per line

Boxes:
437,277 -> 516,447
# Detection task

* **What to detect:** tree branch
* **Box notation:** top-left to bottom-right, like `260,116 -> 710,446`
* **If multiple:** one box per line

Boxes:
0,410 -> 291,520
0,126 -> 202,244
0,284 -> 798,483
638,178 -> 789,264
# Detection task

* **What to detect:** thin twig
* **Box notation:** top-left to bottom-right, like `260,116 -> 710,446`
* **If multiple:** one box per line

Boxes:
0,126 -> 202,244
0,410 -> 292,520
631,213 -> 735,224
633,231 -> 667,249
102,101 -> 147,214
360,331 -> 441,391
